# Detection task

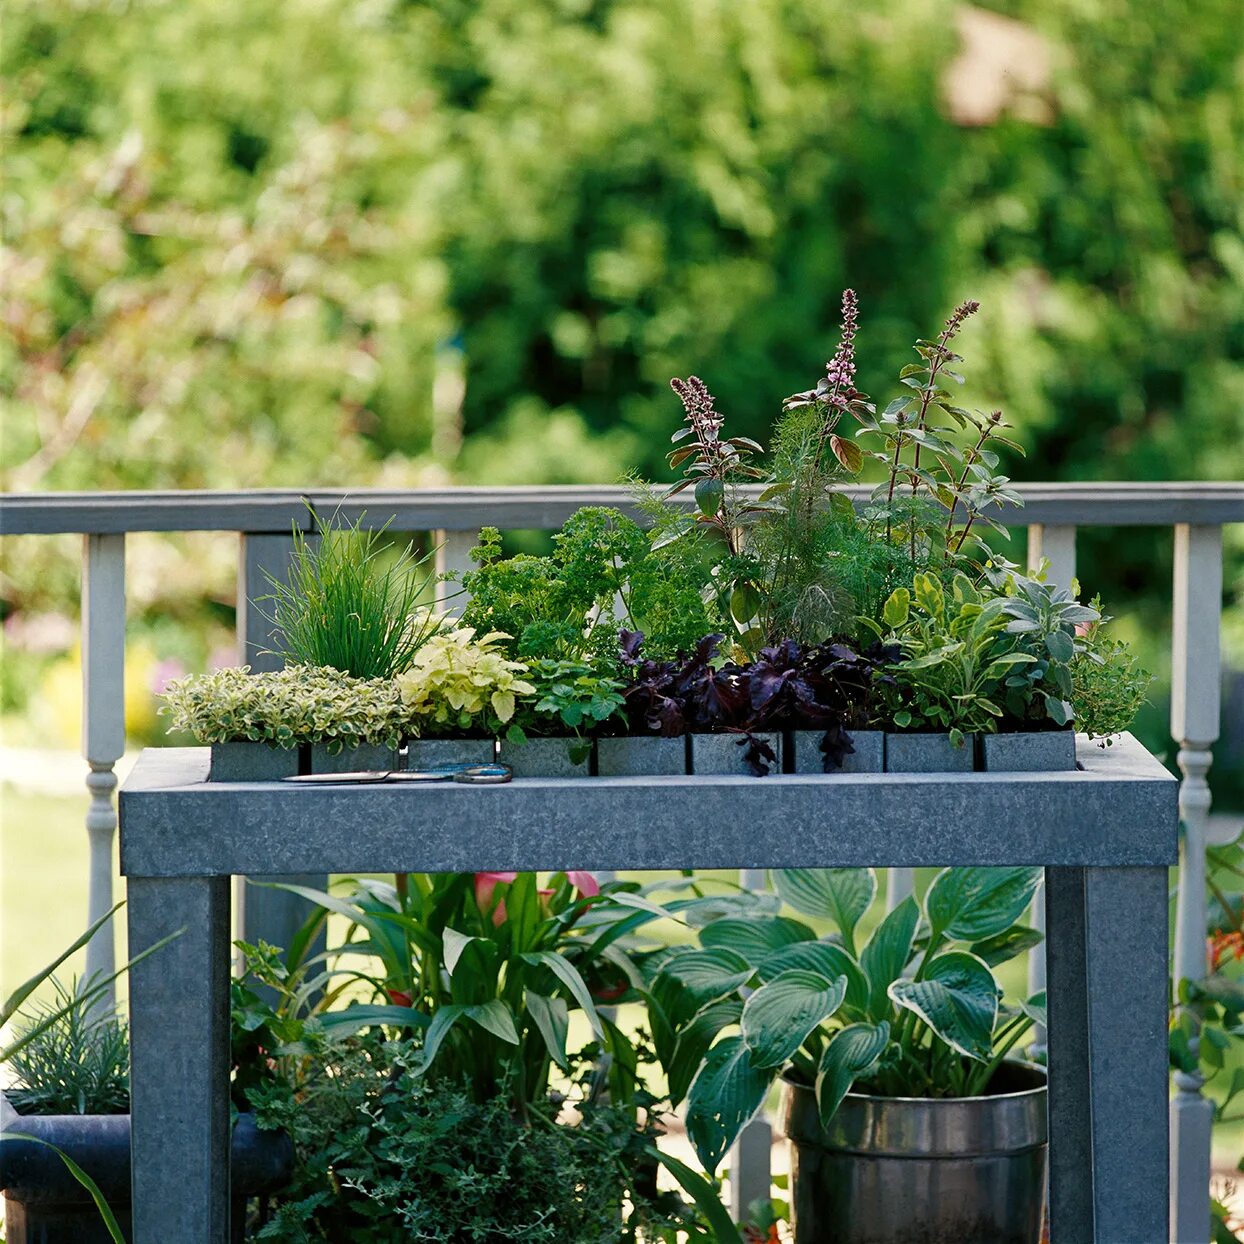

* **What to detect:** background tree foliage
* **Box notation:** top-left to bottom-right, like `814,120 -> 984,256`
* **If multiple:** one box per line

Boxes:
2,0 -> 1241,788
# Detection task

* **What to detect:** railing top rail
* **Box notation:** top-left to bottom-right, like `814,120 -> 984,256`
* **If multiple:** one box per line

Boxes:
2,481 -> 1242,536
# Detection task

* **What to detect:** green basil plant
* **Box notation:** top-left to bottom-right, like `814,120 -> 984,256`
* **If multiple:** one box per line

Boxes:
647,866 -> 1047,1174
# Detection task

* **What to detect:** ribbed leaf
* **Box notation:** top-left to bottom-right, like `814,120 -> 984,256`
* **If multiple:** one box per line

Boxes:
925,868 -> 1042,943
757,942 -> 869,1019
772,869 -> 876,954
699,915 -> 814,962
659,947 -> 753,1003
860,896 -> 919,1020
741,970 -> 847,1069
888,952 -> 999,1061
970,924 -> 1043,967
816,1021 -> 890,1127
686,1035 -> 774,1174
668,997 -> 743,1105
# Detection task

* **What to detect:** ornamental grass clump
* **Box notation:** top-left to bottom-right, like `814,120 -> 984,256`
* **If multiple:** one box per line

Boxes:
395,622 -> 535,737
259,513 -> 441,680
162,665 -> 404,751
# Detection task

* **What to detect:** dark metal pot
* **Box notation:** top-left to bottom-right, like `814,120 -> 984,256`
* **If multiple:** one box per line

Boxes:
779,1061 -> 1047,1244
1,1094 -> 292,1244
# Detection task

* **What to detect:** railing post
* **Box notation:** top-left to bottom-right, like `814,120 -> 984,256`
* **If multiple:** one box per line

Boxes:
730,867 -> 772,1222
235,530 -> 326,962
434,528 -> 478,617
1025,525 -> 1077,1058
82,533 -> 125,1009
1170,523 -> 1222,1244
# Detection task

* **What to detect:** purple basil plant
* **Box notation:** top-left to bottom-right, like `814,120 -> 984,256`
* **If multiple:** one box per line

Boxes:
619,630 -> 897,775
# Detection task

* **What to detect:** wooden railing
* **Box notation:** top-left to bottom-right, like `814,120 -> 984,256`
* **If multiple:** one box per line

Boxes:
1,481 -> 1241,1242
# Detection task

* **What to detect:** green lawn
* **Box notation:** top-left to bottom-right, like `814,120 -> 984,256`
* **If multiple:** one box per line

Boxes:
2,782 -> 1240,1169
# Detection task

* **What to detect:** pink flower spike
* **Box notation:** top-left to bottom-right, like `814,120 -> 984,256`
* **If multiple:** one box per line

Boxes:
566,870 -> 600,898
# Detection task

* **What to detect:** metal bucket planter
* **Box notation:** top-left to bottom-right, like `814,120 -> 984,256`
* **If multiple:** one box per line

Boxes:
689,732 -> 782,776
0,1096 -> 292,1244
596,735 -> 688,776
790,729 -> 885,774
497,736 -> 590,778
982,730 -> 1077,773
779,1062 -> 1047,1244
885,732 -> 974,773
404,737 -> 496,770
209,742 -> 299,782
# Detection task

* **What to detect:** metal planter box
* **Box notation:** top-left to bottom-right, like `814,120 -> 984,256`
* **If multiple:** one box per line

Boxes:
208,742 -> 298,782
982,731 -> 1077,773
404,738 -> 496,770
497,736 -> 589,778
790,729 -> 885,775
885,732 -> 974,773
689,732 -> 782,776
596,735 -> 687,776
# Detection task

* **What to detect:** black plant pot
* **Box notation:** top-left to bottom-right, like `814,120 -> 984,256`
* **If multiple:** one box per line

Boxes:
1,1094 -> 291,1244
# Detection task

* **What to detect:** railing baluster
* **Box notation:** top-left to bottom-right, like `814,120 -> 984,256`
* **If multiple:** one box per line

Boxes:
82,533 -> 126,1010
1170,522 -> 1222,1244
731,867 -> 772,1221
1024,524 -> 1077,1059
235,530 -> 326,962
434,528 -> 479,617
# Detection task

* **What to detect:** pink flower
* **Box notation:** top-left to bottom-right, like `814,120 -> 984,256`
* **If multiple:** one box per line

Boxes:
566,870 -> 600,898
474,871 -> 517,924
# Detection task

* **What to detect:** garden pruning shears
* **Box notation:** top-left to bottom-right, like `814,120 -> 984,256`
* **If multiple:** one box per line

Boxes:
282,763 -> 512,786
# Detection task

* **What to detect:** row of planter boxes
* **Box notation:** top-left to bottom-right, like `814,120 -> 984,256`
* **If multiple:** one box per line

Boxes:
209,728 -> 1077,781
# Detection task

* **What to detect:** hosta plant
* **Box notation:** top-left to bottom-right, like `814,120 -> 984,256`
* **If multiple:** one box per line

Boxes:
647,865 -> 1046,1174
161,665 -> 405,751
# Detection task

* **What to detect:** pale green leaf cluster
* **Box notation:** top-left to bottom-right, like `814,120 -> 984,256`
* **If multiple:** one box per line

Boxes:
161,665 -> 405,750
395,623 -> 535,737
650,865 -> 1046,1173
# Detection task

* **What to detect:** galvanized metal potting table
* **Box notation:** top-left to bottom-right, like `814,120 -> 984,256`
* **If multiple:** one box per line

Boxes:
119,735 -> 1177,1244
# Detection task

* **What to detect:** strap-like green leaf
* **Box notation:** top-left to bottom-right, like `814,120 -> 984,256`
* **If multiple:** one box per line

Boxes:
441,926 -> 478,976
522,950 -> 603,1038
741,969 -> 847,1069
925,867 -> 1042,943
889,952 -> 999,1061
525,991 -> 570,1071
815,1021 -> 890,1128
686,1034 -> 774,1174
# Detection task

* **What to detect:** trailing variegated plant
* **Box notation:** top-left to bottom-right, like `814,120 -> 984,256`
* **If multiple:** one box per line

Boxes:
646,865 -> 1046,1175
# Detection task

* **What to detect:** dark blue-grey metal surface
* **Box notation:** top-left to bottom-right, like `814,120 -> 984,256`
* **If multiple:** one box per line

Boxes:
119,733 -> 1176,1244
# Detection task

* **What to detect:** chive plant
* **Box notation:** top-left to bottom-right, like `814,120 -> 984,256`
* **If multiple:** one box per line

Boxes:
259,514 -> 440,680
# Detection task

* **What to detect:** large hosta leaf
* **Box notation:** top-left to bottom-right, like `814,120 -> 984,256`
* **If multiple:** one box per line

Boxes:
925,868 -> 1042,943
658,947 -> 754,1004
859,895 -> 919,1020
686,1035 -> 774,1174
816,1021 -> 890,1127
741,969 -> 847,1068
699,915 -> 814,962
969,924 -> 1043,967
667,997 -> 744,1105
888,952 -> 999,1062
772,869 -> 876,954
757,942 -> 869,1019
